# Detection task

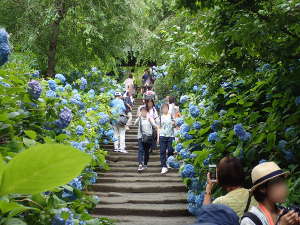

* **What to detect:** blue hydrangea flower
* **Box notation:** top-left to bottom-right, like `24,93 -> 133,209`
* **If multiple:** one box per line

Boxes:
167,156 -> 180,169
61,99 -> 68,105
180,95 -> 189,104
295,96 -> 300,106
103,139 -> 109,145
194,192 -> 205,207
175,143 -> 184,152
28,80 -> 42,99
233,124 -> 251,141
100,87 -> 105,92
51,208 -> 74,225
187,203 -> 198,215
180,124 -> 190,133
56,107 -> 72,129
187,190 -> 196,203
91,67 -> 98,72
88,89 -> 95,98
48,79 -> 57,91
181,164 -> 195,178
55,74 -> 66,83
282,150 -> 294,162
189,105 -> 200,118
65,84 -> 72,90
278,140 -> 288,151
104,129 -> 114,138
193,85 -> 199,92
200,85 -> 208,96
76,125 -> 84,136
180,149 -> 190,159
89,172 -> 97,184
98,112 -> 110,125
190,178 -> 202,192
203,154 -> 212,166
69,177 -> 83,190
80,77 -> 87,90
184,133 -> 193,140
193,122 -> 201,130
32,71 -> 40,78
257,63 -> 271,72
57,86 -> 65,92
285,127 -> 297,138
46,90 -> 57,98
175,118 -> 184,127
173,85 -> 178,90
211,120 -> 220,131
0,29 -> 10,66
208,132 -> 219,142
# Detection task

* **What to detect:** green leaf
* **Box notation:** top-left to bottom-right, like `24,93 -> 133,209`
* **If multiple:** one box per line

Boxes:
22,137 -> 36,147
0,144 -> 91,196
4,218 -> 27,225
24,130 -> 37,140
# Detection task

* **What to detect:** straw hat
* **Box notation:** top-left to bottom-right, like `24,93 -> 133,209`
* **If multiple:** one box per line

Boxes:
250,161 -> 288,192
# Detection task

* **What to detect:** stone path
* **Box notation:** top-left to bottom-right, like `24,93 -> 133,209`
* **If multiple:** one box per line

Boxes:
89,99 -> 195,225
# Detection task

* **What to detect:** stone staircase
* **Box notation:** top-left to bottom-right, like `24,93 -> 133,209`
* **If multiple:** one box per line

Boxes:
89,99 -> 195,225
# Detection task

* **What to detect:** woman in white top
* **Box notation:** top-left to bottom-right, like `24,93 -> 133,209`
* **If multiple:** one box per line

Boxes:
158,103 -> 175,174
124,74 -> 135,95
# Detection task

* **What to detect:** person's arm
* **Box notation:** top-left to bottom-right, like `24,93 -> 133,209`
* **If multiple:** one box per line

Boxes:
203,172 -> 216,205
134,117 -> 140,126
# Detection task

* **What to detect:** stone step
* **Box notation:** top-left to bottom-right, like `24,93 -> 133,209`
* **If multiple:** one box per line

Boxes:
89,182 -> 186,193
93,203 -> 190,217
93,215 -> 195,225
97,172 -> 181,178
109,161 -> 161,167
96,176 -> 182,183
89,192 -> 187,204
101,167 -> 177,173
107,154 -> 160,162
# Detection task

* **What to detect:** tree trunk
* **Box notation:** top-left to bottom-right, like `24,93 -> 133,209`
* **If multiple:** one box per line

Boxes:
46,20 -> 61,77
46,1 -> 69,77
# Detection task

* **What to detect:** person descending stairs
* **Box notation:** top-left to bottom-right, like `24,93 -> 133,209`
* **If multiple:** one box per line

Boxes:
88,99 -> 195,225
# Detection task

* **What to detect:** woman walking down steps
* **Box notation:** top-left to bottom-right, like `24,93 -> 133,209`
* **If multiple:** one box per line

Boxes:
89,99 -> 195,225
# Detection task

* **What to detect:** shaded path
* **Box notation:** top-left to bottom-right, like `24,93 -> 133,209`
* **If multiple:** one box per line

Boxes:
90,99 -> 195,225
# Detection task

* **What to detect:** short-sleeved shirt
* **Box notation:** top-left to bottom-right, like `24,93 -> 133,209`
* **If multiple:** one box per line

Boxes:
110,98 -> 126,115
159,114 -> 175,137
213,188 -> 258,218
241,206 -> 275,225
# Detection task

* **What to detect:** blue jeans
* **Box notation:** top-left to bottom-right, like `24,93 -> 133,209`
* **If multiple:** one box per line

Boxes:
159,136 -> 175,167
138,138 -> 151,165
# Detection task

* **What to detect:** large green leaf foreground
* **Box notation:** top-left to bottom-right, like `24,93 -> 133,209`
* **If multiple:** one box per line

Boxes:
0,144 -> 91,196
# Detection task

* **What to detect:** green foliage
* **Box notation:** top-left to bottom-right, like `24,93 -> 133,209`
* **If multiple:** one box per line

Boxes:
0,144 -> 91,196
142,0 -> 300,206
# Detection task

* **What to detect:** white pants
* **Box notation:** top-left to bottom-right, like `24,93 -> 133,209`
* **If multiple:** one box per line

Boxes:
127,112 -> 133,126
113,125 -> 126,151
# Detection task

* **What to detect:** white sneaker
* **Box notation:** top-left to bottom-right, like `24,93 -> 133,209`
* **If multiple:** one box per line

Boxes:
125,126 -> 130,130
166,162 -> 171,169
161,167 -> 168,174
113,149 -> 120,152
143,165 -> 148,169
137,164 -> 144,172
120,149 -> 128,154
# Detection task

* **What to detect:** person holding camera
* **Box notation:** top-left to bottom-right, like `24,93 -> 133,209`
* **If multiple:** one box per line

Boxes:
134,107 -> 159,172
203,156 -> 257,218
241,161 -> 300,225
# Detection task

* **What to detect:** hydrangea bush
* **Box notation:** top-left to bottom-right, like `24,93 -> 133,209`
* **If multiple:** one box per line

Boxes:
0,53 -> 118,224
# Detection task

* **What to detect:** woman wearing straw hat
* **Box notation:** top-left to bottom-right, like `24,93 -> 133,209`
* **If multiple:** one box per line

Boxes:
241,161 -> 300,225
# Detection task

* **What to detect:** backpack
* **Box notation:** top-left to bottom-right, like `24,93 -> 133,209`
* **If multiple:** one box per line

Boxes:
117,114 -> 128,126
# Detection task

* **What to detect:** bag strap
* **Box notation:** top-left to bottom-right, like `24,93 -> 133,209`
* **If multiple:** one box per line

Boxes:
242,212 -> 263,225
139,117 -> 143,135
244,192 -> 252,213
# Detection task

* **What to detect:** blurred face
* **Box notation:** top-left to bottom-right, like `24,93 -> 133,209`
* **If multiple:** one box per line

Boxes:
147,101 -> 153,108
141,109 -> 147,117
267,177 -> 288,203
162,105 -> 169,114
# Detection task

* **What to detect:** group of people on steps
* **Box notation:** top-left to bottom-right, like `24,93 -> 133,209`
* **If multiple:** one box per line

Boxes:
111,68 -> 180,174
